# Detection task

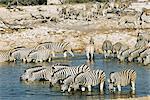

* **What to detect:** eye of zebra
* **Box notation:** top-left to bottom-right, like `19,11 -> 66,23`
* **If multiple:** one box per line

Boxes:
24,70 -> 26,73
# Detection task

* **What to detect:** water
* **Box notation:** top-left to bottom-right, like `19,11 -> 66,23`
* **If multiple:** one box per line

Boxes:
0,54 -> 150,100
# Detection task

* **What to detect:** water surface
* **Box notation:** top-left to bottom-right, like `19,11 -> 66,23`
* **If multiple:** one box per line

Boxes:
0,54 -> 150,100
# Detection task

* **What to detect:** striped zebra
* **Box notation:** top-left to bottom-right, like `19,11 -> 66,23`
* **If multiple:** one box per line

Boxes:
36,42 -> 74,57
60,75 -> 75,92
51,64 -> 90,86
20,64 -> 70,81
128,47 -> 147,62
117,48 -> 138,62
102,40 -> 113,58
0,46 -> 25,62
85,37 -> 95,60
117,44 -> 129,58
108,69 -> 136,92
68,69 -> 105,92
137,48 -> 150,63
20,65 -> 44,81
9,47 -> 34,62
26,48 -> 52,63
112,42 -> 122,58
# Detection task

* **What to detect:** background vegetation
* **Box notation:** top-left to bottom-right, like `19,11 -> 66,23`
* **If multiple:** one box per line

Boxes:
0,0 -> 109,6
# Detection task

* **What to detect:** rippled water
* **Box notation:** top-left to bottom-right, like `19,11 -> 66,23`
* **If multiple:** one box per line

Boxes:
0,54 -> 150,100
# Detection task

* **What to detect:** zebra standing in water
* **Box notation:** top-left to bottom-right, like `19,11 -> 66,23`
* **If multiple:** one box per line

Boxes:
0,46 -> 25,62
9,47 -> 34,62
26,47 -> 52,63
108,69 -> 136,92
20,64 -> 70,81
85,37 -> 95,60
51,64 -> 90,86
36,42 -> 74,57
68,69 -> 105,92
102,40 -> 113,58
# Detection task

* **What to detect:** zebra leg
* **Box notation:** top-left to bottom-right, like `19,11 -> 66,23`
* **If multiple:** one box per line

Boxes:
22,58 -> 26,63
63,51 -> 67,58
48,58 -> 52,62
86,52 -> 90,60
104,50 -> 107,58
81,86 -> 86,92
100,82 -> 104,92
117,85 -> 121,92
52,51 -> 55,57
90,52 -> 94,60
68,87 -> 71,92
40,60 -> 43,63
35,60 -> 38,63
87,85 -> 92,92
131,81 -> 135,91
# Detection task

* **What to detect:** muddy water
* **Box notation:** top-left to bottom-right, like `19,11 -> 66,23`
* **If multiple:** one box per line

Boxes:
0,54 -> 150,100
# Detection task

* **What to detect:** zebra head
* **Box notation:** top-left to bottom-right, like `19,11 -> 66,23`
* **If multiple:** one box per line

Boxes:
64,43 -> 74,57
20,71 -> 32,81
60,75 -> 73,92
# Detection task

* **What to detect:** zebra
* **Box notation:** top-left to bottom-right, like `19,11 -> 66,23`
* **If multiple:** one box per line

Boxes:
60,75 -> 75,92
36,42 -> 74,58
112,42 -> 123,58
135,39 -> 148,49
68,69 -> 105,92
20,64 -> 70,81
0,46 -> 25,62
51,64 -> 90,86
9,47 -> 34,62
108,69 -> 136,92
137,48 -> 150,63
26,48 -> 52,63
117,48 -> 138,62
102,40 -> 113,58
85,37 -> 95,60
20,65 -> 44,81
128,47 -> 147,62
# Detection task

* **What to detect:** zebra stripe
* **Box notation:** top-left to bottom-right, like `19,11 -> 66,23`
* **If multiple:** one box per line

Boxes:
36,42 -> 74,57
26,48 -> 52,63
20,64 -> 70,81
108,69 -> 136,92
9,47 -> 34,62
86,37 -> 95,60
51,64 -> 90,85
69,69 -> 105,92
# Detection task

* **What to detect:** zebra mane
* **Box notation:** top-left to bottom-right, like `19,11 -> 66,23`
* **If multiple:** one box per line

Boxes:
51,67 -> 67,77
9,46 -> 26,56
30,65 -> 43,69
61,75 -> 71,83
109,71 -> 115,76
27,49 -> 38,57
52,63 -> 70,66
38,41 -> 53,45
31,68 -> 46,74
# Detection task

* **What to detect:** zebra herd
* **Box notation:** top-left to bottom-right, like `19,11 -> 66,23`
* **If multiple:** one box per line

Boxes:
102,33 -> 150,66
20,63 -> 136,93
0,42 -> 74,63
19,36 -> 143,93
